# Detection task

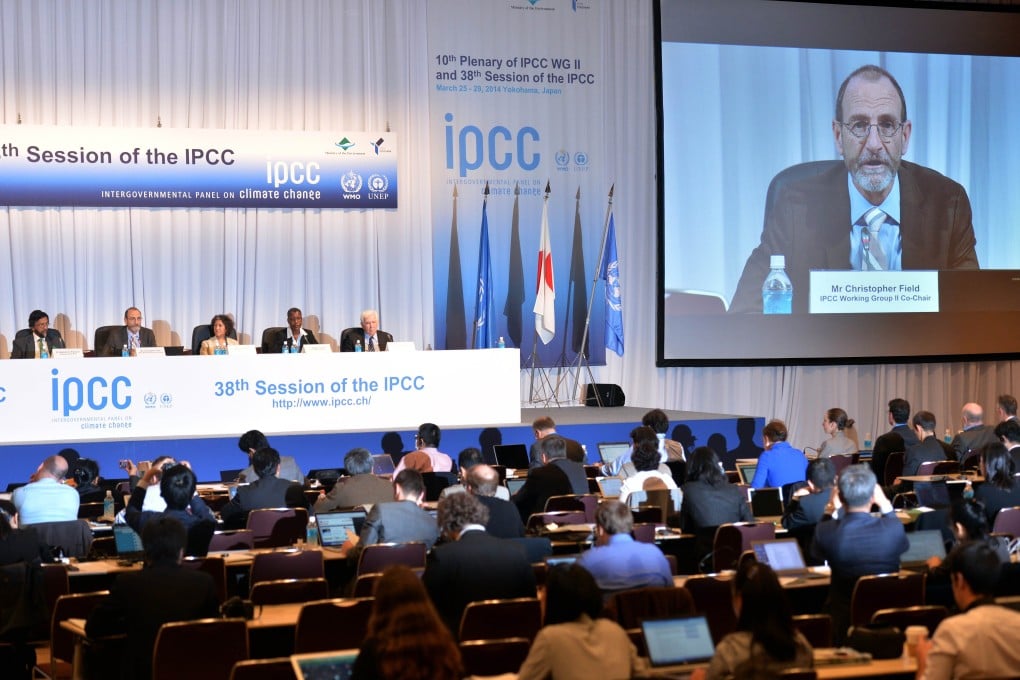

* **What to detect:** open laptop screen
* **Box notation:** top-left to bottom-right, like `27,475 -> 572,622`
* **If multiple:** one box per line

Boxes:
316,510 -> 367,547
291,650 -> 359,680
901,529 -> 946,565
371,454 -> 395,475
751,538 -> 808,574
113,524 -> 145,560
642,615 -> 716,667
597,442 -> 631,465
736,462 -> 757,485
493,444 -> 530,470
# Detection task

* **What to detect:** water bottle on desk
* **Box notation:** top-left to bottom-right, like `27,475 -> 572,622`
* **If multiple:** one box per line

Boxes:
40,343 -> 49,359
762,254 -> 793,314
355,339 -> 362,352
121,344 -> 129,358
306,517 -> 318,546
103,490 -> 114,521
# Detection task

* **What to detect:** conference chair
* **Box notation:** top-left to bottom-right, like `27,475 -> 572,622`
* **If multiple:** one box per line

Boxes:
525,511 -> 586,534
458,597 -> 543,643
603,586 -> 695,632
259,326 -> 285,354
871,605 -> 948,636
828,454 -> 854,477
293,597 -> 374,653
683,574 -> 737,644
229,658 -> 295,680
77,502 -> 105,520
422,471 -> 458,501
246,507 -> 308,548
992,505 -> 1020,539
33,590 -> 109,680
915,460 -> 959,476
208,529 -> 254,552
40,562 -> 70,617
31,520 -> 93,558
249,550 -> 324,589
356,542 -> 427,577
712,522 -> 775,572
631,523 -> 657,544
352,572 -> 381,597
191,323 -> 238,355
544,494 -> 599,523
338,327 -> 364,352
92,326 -> 117,355
883,451 -> 905,487
850,572 -> 926,628
791,614 -> 833,648
152,618 -> 248,680
249,577 -> 329,606
459,637 -> 531,677
182,555 -> 228,603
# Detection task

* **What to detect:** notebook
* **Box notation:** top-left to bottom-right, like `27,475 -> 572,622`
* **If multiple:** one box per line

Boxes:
291,650 -> 359,680
641,615 -> 716,670
597,477 -> 624,498
371,454 -> 395,475
493,443 -> 530,470
735,462 -> 758,485
749,487 -> 784,517
751,538 -> 821,578
113,524 -> 145,562
596,442 -> 631,466
316,510 -> 367,548
901,529 -> 946,568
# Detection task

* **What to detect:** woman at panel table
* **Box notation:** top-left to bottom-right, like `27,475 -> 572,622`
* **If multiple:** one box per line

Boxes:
815,407 -> 859,458
198,314 -> 238,355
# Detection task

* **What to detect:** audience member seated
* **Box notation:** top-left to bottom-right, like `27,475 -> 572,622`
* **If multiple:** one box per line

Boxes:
619,438 -> 678,506
198,313 -> 238,355
342,469 -> 439,561
816,407 -> 859,458
916,542 -> 1020,679
781,457 -> 836,531
0,508 -> 48,566
577,500 -> 671,594
680,446 -> 753,535
0,508 -> 48,678
236,429 -> 304,483
616,426 -> 674,481
870,398 -> 918,479
532,416 -> 586,463
393,422 -> 454,475
11,455 -> 79,526
996,393 -> 1018,423
517,563 -> 647,680
949,402 -> 999,462
465,464 -> 524,538
973,442 -> 1020,524
924,498 -> 1010,609
440,448 -> 510,501
423,492 -> 536,637
903,410 -> 950,477
751,419 -> 807,489
118,456 -> 175,515
643,408 -> 687,462
220,447 -> 307,529
513,436 -> 587,522
125,464 -> 216,556
71,458 -> 106,503
995,418 -> 1020,471
351,565 -> 462,680
313,447 -> 394,514
86,517 -> 219,680
691,561 -> 813,680
811,464 -> 907,644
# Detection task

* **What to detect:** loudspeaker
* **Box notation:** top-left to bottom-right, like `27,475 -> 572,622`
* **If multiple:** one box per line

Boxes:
584,383 -> 625,407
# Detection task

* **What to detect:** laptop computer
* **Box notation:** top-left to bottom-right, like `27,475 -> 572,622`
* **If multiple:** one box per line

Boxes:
751,538 -> 823,578
735,462 -> 758,485
597,477 -> 624,498
290,649 -> 359,680
641,615 -> 716,672
163,346 -> 185,356
113,524 -> 145,562
219,468 -> 243,483
914,480 -> 952,508
316,510 -> 367,548
596,442 -> 631,466
371,454 -> 395,475
901,529 -> 946,569
493,443 -> 530,470
749,487 -> 784,517
505,477 -> 527,495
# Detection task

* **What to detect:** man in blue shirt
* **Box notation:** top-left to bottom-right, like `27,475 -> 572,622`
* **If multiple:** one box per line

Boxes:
577,500 -> 672,594
11,455 -> 80,525
751,420 -> 807,489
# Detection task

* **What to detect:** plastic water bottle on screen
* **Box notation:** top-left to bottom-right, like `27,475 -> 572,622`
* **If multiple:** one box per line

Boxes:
762,254 -> 793,315
103,490 -> 114,520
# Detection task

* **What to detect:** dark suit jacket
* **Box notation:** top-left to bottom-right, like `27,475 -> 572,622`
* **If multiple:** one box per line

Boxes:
871,424 -> 919,479
950,425 -> 999,461
86,561 -> 219,680
101,326 -> 157,357
731,160 -> 978,313
512,463 -> 574,522
679,479 -> 753,533
10,329 -> 66,358
781,488 -> 830,531
477,495 -> 525,539
351,500 -> 438,564
422,530 -> 536,638
268,327 -> 318,354
220,475 -> 307,529
339,328 -> 393,352
903,435 -> 947,476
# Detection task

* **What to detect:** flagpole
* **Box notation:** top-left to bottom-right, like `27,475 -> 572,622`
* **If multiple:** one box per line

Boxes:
572,183 -> 614,406
527,181 -> 560,406
553,186 -> 583,397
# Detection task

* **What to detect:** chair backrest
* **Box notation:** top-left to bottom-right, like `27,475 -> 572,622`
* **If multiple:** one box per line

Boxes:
208,529 -> 255,552
191,323 -> 238,355
683,575 -> 737,644
791,613 -> 832,648
525,511 -> 586,534
260,326 -> 285,354
459,637 -> 531,677
603,586 -> 695,630
93,325 -> 117,354
229,658 -> 295,680
47,590 -> 110,677
713,522 -> 775,572
356,542 -> 427,576
630,507 -> 662,525
931,461 -> 961,475
631,523 -> 657,544
871,605 -> 948,636
250,577 -> 330,606
246,507 -> 308,548
916,460 -> 952,476
421,472 -> 457,501
458,597 -> 543,643
250,550 -> 325,588
339,327 -> 363,351
353,573 -> 381,597
294,597 -> 374,653
850,572 -> 926,628
883,451 -> 905,487
543,495 -> 585,514
31,519 -> 93,558
828,454 -> 854,476
41,562 -> 70,615
992,505 -> 1020,539
152,618 -> 249,680
182,556 -> 228,603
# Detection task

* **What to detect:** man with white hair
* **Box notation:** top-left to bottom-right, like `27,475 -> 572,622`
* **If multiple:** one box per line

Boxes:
949,402 -> 998,462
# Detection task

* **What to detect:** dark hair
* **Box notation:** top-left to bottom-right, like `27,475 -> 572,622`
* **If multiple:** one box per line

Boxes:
532,416 -> 555,432
950,499 -> 991,542
912,410 -> 937,433
141,516 -> 187,564
417,423 -> 441,448
72,459 -> 100,488
437,492 -> 488,539
806,457 -> 836,490
367,565 -> 462,680
457,447 -> 484,471
344,448 -> 374,476
826,408 -> 854,431
946,541 -> 1002,597
838,464 -> 876,508
762,420 -> 788,443
631,439 -> 661,473
888,398 -> 911,425
544,564 -> 602,625
252,447 -> 281,479
994,418 -> 1020,444
28,309 -> 49,326
393,469 -> 425,499
642,409 -> 670,435
835,64 -> 907,122
238,429 -> 269,453
0,508 -> 13,539
733,561 -> 799,662
981,442 -> 1015,490
686,447 -> 726,486
286,307 -> 302,317
595,500 -> 633,535
541,435 -> 567,461
630,425 -> 658,448
998,394 -> 1018,418
528,440 -> 544,469
56,448 -> 81,467
160,464 -> 197,510
209,313 -> 235,336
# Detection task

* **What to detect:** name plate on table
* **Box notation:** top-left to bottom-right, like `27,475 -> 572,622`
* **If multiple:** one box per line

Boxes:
134,347 -> 166,357
52,348 -> 85,359
809,271 -> 939,314
225,345 -> 257,356
300,344 -> 333,355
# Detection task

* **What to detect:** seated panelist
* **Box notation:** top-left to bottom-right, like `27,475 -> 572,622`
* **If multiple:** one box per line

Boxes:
269,307 -> 318,353
11,309 -> 65,358
340,309 -> 393,352
199,314 -> 238,355
102,306 -> 157,356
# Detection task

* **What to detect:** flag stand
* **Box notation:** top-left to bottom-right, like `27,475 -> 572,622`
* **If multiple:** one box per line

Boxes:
570,184 -> 615,406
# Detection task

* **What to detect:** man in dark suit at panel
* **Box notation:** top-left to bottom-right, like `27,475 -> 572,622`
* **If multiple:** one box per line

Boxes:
220,447 -> 307,529
342,469 -> 439,562
512,435 -> 586,523
466,464 -> 524,539
870,398 -> 919,480
86,516 -> 219,680
101,306 -> 157,356
949,402 -> 999,462
730,65 -> 978,314
424,492 -> 536,638
339,309 -> 393,352
10,309 -> 66,358
269,307 -> 318,354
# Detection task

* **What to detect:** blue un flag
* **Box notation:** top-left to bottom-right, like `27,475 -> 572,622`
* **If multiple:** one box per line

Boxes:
473,199 -> 498,349
600,212 -> 624,356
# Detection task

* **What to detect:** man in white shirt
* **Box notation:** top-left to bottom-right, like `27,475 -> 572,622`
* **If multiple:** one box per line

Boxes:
12,455 -> 80,525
